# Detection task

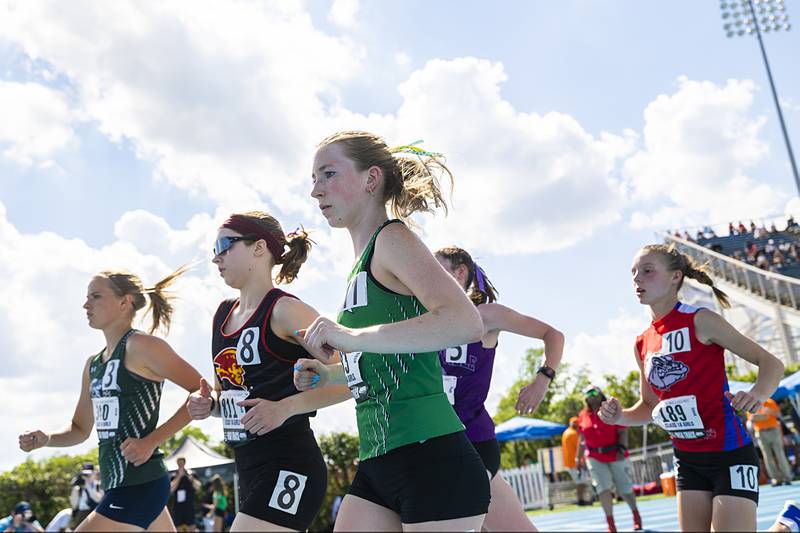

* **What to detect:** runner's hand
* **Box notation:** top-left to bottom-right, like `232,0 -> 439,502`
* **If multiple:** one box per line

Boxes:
187,377 -> 214,420
294,317 -> 355,362
598,397 -> 622,424
238,398 -> 290,436
120,436 -> 156,467
724,390 -> 763,414
516,377 -> 548,415
19,430 -> 49,452
294,358 -> 328,391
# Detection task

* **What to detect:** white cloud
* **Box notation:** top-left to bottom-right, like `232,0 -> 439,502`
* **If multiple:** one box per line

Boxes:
0,80 -> 76,166
568,308 -> 650,381
329,0 -> 359,28
624,76 -> 786,230
0,0 -> 362,213
394,51 -> 411,68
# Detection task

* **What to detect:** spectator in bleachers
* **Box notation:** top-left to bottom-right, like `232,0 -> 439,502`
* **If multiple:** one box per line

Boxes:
750,220 -> 757,233
732,250 -> 745,262
787,215 -> 797,229
738,221 -> 748,234
790,244 -> 799,263
773,250 -> 785,269
682,231 -> 694,243
755,225 -> 766,239
696,229 -> 705,241
770,222 -> 779,233
729,222 -> 737,236
757,253 -> 771,270
766,239 -> 777,255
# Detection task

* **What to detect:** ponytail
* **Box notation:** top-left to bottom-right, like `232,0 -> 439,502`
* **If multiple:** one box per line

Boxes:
276,227 -> 313,284
100,264 -> 191,335
641,244 -> 731,309
317,131 -> 453,222
435,246 -> 498,306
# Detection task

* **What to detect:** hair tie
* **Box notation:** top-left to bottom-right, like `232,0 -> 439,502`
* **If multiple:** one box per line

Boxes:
473,262 -> 487,293
388,139 -> 442,158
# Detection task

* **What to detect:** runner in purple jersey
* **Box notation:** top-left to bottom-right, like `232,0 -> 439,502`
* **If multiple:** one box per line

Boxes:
435,246 -> 565,532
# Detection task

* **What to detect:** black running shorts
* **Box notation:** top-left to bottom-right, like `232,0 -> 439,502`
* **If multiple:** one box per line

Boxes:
348,431 -> 490,524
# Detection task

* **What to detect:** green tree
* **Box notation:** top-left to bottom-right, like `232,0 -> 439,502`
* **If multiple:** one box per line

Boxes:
309,432 -> 360,532
161,426 -> 212,457
0,449 -> 98,525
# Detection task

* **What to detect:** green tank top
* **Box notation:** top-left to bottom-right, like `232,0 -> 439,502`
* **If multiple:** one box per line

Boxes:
337,219 -> 465,460
89,329 -> 167,489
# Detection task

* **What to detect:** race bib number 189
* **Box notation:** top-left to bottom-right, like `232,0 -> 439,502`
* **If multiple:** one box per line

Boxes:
652,395 -> 704,435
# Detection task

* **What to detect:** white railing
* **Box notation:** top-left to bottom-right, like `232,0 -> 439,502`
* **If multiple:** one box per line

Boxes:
626,442 -> 675,488
665,234 -> 800,312
500,464 -> 550,510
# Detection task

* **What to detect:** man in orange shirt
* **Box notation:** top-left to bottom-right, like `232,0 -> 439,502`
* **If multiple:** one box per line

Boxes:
748,398 -> 793,486
562,416 -> 580,480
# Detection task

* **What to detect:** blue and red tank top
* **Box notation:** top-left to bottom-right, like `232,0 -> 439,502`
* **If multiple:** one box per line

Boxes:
439,341 -> 497,442
636,301 -> 751,453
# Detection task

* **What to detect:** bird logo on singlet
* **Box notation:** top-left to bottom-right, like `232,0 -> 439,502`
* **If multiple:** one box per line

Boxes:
646,353 -> 689,392
214,347 -> 246,389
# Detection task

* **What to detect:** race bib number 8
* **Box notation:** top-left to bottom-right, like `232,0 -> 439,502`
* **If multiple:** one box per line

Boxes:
652,395 -> 704,435
268,470 -> 308,515
729,464 -> 758,492
93,397 -> 119,438
220,390 -> 249,441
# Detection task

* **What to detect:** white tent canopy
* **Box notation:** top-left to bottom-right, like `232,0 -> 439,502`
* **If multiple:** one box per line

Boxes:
164,436 -> 233,471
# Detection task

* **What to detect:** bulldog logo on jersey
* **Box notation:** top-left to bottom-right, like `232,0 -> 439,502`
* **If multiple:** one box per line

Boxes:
214,347 -> 246,390
645,353 -> 689,391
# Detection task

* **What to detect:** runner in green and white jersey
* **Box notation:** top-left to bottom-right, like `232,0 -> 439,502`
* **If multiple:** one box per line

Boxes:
294,131 -> 490,531
19,267 -> 202,532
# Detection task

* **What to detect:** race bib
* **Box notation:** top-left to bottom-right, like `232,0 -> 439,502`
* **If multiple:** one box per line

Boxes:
652,395 -> 704,438
660,327 -> 691,356
341,272 -> 368,313
176,489 -> 187,503
92,397 -> 119,439
268,470 -> 308,515
236,327 -> 262,366
342,351 -> 369,402
729,464 -> 759,492
442,374 -> 457,405
220,390 -> 250,442
443,344 -> 468,365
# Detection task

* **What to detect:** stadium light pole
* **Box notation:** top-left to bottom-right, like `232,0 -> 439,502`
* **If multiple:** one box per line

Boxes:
721,0 -> 800,196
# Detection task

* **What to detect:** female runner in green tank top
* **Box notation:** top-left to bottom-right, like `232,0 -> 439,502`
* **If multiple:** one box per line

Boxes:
18,267 -> 203,532
294,131 -> 490,531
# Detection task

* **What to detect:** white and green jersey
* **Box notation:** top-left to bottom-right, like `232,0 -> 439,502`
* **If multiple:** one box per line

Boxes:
89,329 -> 166,489
337,220 -> 465,460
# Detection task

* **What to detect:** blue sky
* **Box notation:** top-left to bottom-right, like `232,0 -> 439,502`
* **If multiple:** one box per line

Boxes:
1,0 -> 799,471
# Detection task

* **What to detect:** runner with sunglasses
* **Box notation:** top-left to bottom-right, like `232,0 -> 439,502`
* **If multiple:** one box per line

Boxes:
188,211 -> 350,532
19,267 -> 202,531
434,245 -> 563,531
598,244 -> 799,532
293,132 -> 490,531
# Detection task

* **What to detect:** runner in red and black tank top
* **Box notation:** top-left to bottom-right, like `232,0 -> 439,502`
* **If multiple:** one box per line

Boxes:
211,289 -> 315,443
636,301 -> 750,452
598,244 -> 785,532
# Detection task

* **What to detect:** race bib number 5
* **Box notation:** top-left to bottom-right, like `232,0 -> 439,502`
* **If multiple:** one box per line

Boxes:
652,395 -> 704,437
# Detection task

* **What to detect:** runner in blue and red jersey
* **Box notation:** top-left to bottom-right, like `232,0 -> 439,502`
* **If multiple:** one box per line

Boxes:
599,244 -> 790,532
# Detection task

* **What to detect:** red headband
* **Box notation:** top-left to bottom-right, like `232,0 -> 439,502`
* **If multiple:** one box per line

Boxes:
220,215 -> 285,261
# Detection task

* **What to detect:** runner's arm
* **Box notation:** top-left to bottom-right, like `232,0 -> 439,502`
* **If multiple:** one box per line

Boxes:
480,303 -> 564,369
616,345 -> 660,426
40,356 -> 96,447
694,308 -> 784,407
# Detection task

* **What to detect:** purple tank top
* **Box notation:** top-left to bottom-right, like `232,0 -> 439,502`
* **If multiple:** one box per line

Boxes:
439,340 -> 497,442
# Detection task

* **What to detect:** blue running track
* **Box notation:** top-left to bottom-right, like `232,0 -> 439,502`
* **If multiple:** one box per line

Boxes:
529,483 -> 797,531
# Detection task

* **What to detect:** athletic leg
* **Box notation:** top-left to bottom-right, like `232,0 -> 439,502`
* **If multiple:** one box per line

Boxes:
231,512 -> 296,532
403,514 -> 486,532
677,490 -> 712,532
75,511 -> 143,532
146,508 -> 176,532
333,495 -> 402,532
710,495 -> 756,531
481,474 -> 537,532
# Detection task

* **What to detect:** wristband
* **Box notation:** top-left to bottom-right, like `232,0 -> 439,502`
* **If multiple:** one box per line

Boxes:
537,365 -> 556,380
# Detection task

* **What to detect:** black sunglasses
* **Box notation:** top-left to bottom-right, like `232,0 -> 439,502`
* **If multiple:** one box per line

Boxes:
213,236 -> 255,257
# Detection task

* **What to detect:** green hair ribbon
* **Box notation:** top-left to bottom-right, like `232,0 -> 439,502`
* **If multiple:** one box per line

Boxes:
388,139 -> 442,158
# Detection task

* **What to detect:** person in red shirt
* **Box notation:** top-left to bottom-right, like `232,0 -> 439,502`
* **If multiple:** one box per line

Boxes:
577,386 -> 642,532
598,244 -> 795,532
